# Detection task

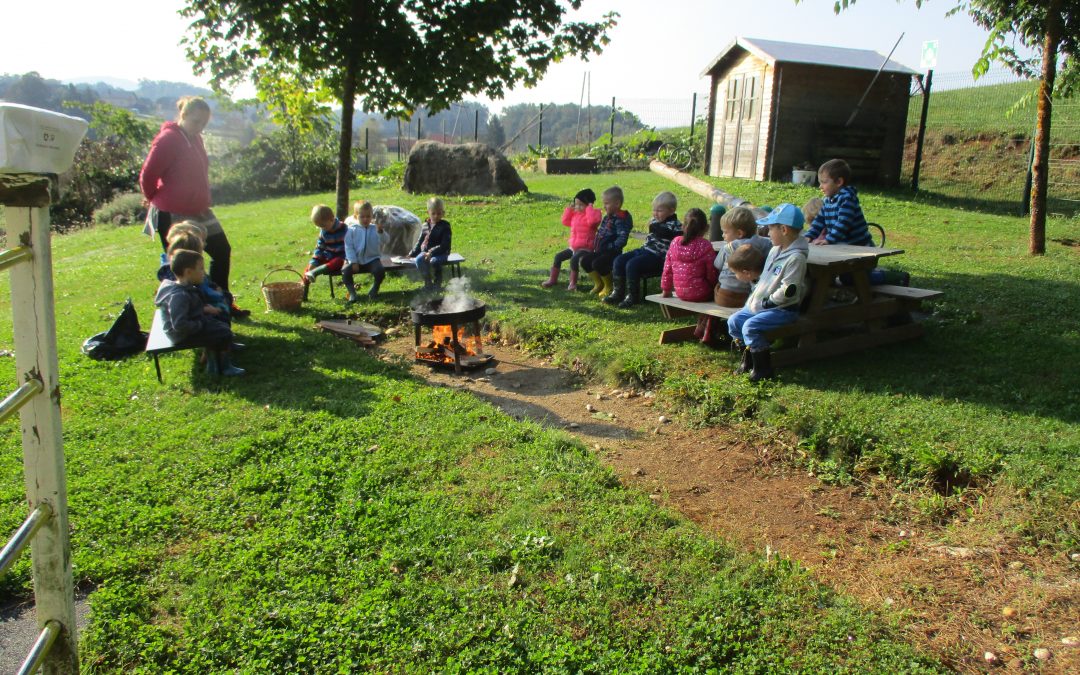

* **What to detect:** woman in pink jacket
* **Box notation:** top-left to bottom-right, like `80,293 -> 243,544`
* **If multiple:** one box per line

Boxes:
661,208 -> 717,302
542,188 -> 602,291
140,96 -> 248,316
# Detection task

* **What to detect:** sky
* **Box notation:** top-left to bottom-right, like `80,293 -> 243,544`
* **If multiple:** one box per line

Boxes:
1,0 -> 1027,113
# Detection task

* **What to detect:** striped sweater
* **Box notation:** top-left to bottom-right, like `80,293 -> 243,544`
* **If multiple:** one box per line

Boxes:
805,185 -> 873,246
312,219 -> 348,261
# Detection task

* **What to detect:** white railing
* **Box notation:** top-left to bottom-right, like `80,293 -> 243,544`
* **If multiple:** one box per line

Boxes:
0,175 -> 78,674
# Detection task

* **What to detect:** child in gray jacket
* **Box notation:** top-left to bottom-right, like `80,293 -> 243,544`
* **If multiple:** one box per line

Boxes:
726,203 -> 809,381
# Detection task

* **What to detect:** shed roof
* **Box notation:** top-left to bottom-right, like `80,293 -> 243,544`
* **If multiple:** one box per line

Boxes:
701,37 -> 917,78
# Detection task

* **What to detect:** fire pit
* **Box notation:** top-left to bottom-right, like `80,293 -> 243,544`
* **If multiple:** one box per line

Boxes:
411,296 -> 494,373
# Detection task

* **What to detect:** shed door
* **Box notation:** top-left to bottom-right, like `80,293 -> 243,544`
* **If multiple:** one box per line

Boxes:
719,73 -> 762,178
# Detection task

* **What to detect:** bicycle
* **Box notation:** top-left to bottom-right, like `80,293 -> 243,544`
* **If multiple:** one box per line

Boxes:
656,142 -> 698,172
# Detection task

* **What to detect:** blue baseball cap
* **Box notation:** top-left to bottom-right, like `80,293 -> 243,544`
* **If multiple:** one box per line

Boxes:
756,203 -> 804,230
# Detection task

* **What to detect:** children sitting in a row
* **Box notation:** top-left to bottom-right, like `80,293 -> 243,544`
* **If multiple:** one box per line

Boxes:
301,196 -> 453,301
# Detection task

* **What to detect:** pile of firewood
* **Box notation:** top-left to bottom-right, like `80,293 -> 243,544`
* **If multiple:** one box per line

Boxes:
315,320 -> 382,347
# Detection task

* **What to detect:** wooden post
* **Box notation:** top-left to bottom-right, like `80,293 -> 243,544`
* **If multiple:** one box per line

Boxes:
474,110 -> 479,142
364,127 -> 370,173
911,70 -> 933,191
538,104 -> 543,149
7,205 -> 78,674
689,93 -> 697,139
609,97 -> 616,144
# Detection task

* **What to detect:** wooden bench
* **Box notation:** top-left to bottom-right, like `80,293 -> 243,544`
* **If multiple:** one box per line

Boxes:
145,308 -> 192,383
645,294 -> 739,344
324,253 -> 466,298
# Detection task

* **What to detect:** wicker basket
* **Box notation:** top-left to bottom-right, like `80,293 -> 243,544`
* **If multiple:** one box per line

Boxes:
261,268 -> 305,312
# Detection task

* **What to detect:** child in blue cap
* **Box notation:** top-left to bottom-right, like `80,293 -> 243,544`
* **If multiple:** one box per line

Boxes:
726,203 -> 809,381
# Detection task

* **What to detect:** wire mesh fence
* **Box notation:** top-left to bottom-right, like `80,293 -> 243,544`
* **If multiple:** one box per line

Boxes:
904,67 -> 1080,212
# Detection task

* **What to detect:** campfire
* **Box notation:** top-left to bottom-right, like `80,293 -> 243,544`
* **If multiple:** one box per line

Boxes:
410,278 -> 494,373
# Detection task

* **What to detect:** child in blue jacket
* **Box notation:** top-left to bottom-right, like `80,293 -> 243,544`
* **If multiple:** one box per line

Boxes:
580,186 -> 633,299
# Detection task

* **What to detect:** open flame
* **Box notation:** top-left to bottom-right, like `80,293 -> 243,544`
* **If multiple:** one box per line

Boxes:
416,324 -> 489,366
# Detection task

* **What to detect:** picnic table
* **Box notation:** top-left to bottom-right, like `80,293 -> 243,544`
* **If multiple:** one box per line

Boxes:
647,243 -> 943,367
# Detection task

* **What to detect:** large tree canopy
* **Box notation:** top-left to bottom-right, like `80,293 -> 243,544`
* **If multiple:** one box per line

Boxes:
817,0 -> 1079,254
182,0 -> 617,215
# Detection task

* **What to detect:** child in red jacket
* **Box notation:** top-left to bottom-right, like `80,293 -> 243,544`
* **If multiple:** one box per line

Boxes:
542,188 -> 602,291
661,208 -> 716,302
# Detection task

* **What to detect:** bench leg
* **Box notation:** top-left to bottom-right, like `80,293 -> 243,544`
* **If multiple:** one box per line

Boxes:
153,354 -> 163,384
659,325 -> 699,345
327,275 -> 335,299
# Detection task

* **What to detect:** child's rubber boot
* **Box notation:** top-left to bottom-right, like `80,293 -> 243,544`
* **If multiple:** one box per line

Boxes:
204,349 -> 218,374
587,271 -> 602,295
342,274 -> 359,303
734,343 -> 753,375
598,274 -> 613,298
617,286 -> 640,309
541,266 -> 560,288
217,353 -> 246,377
749,349 -> 775,382
567,269 -> 579,291
602,276 -> 625,304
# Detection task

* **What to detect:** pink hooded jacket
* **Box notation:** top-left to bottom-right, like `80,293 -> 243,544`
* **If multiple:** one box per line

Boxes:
661,235 -> 718,302
139,121 -> 212,215
561,204 -> 602,250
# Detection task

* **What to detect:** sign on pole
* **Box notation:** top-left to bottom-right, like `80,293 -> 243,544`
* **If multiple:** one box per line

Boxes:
920,40 -> 939,69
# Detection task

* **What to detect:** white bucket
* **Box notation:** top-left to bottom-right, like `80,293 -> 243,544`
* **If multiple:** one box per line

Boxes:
792,169 -> 816,186
0,103 -> 89,174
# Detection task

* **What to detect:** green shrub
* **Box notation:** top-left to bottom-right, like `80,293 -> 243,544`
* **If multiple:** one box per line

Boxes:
93,192 -> 146,225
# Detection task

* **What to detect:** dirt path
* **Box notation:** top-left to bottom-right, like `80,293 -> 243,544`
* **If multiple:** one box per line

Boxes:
379,336 -> 1079,674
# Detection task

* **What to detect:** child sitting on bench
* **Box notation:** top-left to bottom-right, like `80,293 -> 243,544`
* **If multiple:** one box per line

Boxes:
342,200 -> 387,303
727,203 -> 809,382
542,188 -> 601,291
409,197 -> 452,291
303,204 -> 348,299
155,249 -> 244,376
661,208 -> 715,302
605,191 -> 681,308
713,206 -> 773,308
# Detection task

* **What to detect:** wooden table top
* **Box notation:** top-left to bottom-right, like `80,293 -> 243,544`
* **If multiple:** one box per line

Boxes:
709,240 -> 903,265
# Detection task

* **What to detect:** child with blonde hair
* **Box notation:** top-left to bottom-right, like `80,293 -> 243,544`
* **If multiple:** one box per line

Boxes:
712,207 -> 772,308
303,204 -> 348,299
409,197 -> 452,290
342,200 -> 387,302
604,191 -> 682,308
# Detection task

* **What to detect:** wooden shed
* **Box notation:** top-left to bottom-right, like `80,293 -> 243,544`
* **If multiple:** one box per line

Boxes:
701,37 -> 916,185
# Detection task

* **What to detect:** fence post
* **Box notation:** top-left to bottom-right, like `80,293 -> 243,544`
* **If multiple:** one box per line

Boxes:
609,97 -> 616,145
417,117 -> 422,141
364,128 -> 370,173
474,110 -> 479,142
689,93 -> 697,139
8,204 -> 79,674
538,104 -> 543,149
912,69 -> 933,191
397,119 -> 402,161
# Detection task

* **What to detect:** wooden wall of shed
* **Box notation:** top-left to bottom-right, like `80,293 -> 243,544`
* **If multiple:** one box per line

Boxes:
767,63 -> 911,185
707,53 -> 774,181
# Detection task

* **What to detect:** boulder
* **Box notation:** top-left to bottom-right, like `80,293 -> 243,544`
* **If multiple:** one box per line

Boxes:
403,141 -> 527,196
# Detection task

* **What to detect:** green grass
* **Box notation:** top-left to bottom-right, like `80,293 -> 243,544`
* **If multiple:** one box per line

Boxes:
906,79 -> 1080,137
0,184 -> 944,672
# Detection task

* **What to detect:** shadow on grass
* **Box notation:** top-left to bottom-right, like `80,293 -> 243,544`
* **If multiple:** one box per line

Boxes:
778,270 -> 1080,424
877,185 -> 1080,219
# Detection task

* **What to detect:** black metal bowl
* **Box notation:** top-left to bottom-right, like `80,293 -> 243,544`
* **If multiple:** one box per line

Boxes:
410,300 -> 486,326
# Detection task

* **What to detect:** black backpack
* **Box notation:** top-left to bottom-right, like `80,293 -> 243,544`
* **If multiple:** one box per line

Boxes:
81,298 -> 148,360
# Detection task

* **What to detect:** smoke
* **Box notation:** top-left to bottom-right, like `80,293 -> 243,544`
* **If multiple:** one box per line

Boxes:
410,276 -> 481,313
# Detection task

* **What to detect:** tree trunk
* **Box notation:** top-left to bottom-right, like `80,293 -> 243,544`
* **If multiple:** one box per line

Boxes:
1029,0 -> 1062,255
335,57 -> 357,220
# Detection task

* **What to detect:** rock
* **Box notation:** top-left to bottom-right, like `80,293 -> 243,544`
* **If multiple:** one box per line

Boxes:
1069,552 -> 1080,562
1033,648 -> 1051,661
1002,606 -> 1018,618
649,494 -> 661,502
485,368 -> 497,375
403,141 -> 527,196
593,444 -> 602,451
511,382 -> 521,389
1007,560 -> 1025,570
568,422 -> 580,429
983,651 -> 998,665
586,404 -> 596,412
595,393 -> 604,400
477,377 -> 491,383
1061,636 -> 1078,647
643,391 -> 654,398
658,415 -> 670,424
508,563 -> 521,588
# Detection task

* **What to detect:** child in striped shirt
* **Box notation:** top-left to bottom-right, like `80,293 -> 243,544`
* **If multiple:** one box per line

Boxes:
303,204 -> 348,299
804,159 -> 873,247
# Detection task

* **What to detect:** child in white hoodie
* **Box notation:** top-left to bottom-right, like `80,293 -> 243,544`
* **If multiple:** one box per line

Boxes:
726,203 -> 809,381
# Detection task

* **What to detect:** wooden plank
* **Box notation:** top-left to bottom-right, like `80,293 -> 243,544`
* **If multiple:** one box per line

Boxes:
659,325 -> 699,345
873,285 -> 943,301
645,294 -> 738,319
771,321 -> 925,367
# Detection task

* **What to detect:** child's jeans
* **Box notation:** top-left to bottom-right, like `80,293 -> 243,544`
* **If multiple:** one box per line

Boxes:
612,248 -> 663,289
414,254 -> 448,287
343,259 -> 386,296
552,248 -> 590,272
727,307 -> 799,351
580,249 -> 620,276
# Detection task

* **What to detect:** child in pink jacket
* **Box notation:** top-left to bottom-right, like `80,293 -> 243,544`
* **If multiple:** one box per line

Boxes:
661,208 -> 716,302
542,188 -> 602,291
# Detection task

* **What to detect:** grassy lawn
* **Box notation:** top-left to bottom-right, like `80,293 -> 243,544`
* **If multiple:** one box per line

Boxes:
1,166 -> 1076,670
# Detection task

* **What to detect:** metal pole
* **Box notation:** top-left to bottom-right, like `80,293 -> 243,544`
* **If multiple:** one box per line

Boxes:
9,205 -> 78,674
609,97 -> 616,145
417,117 -> 422,141
911,69 -> 933,191
689,93 -> 698,140
538,104 -> 543,148
364,128 -> 370,173
847,32 -> 905,127
397,119 -> 402,161
1022,125 -> 1036,215
474,110 -> 479,142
